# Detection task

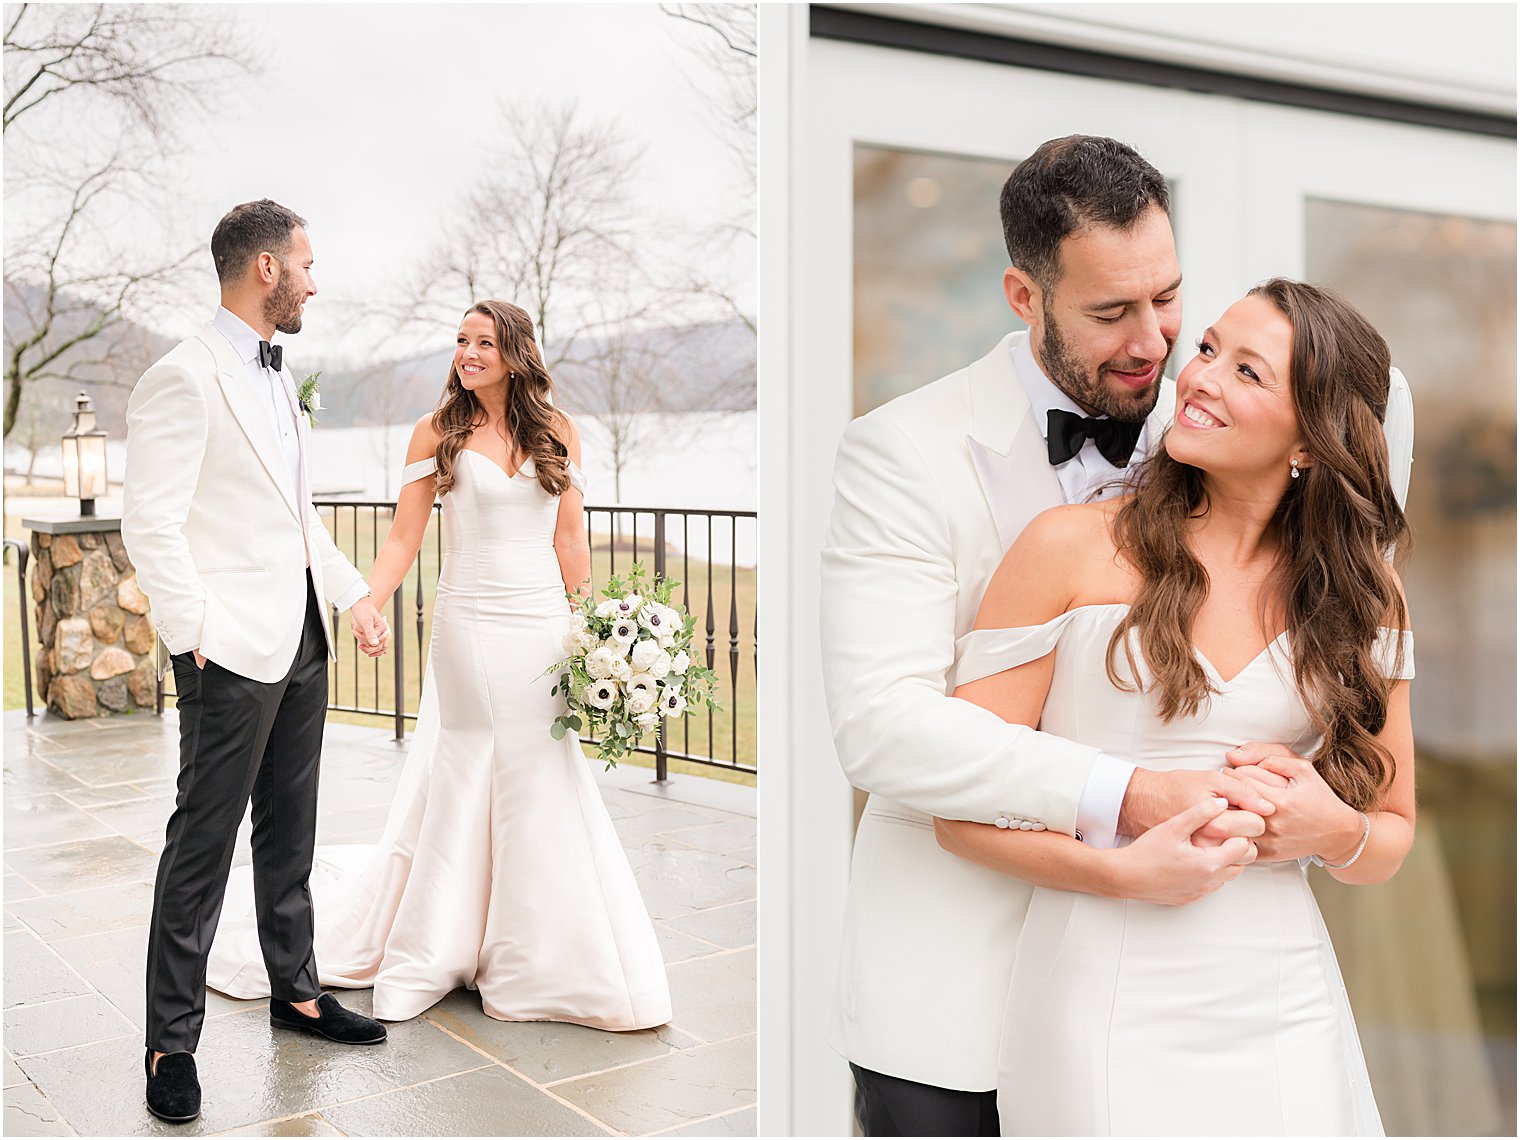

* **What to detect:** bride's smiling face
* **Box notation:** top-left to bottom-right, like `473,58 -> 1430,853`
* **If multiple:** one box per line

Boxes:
454,313 -> 509,393
1166,294 -> 1308,480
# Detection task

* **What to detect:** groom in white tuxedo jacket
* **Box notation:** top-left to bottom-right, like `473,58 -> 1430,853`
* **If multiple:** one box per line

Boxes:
123,200 -> 391,1123
820,138 -> 1415,1136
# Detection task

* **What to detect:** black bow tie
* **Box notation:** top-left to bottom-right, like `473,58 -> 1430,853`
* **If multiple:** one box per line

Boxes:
1046,408 -> 1144,468
258,340 -> 283,372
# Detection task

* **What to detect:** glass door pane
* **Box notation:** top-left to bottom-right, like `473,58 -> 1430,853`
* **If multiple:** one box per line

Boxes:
1307,199 -> 1516,1137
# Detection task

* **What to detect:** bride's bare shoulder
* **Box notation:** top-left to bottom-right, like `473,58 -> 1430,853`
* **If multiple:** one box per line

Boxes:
974,501 -> 1123,629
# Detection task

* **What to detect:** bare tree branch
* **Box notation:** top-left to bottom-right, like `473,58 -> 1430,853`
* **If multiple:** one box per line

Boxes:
395,99 -> 650,372
3,3 -> 252,136
3,5 -> 252,437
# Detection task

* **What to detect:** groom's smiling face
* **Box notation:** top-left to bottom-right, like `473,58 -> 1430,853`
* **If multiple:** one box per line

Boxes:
1008,205 -> 1182,424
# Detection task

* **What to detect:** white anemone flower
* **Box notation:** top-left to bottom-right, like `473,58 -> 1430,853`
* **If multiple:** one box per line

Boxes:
584,679 -> 619,710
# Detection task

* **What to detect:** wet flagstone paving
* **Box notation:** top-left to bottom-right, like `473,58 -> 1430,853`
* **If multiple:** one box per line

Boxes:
2,710 -> 756,1137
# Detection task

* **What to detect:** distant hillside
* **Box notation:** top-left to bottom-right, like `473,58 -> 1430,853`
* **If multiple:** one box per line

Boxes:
323,318 -> 756,428
3,280 -> 179,443
4,279 -> 755,442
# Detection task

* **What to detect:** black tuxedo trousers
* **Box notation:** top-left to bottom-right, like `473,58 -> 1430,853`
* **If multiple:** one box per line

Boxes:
144,574 -> 328,1054
851,1063 -> 1000,1137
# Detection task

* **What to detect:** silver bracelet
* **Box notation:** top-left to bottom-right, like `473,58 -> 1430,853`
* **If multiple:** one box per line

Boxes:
1311,811 -> 1371,870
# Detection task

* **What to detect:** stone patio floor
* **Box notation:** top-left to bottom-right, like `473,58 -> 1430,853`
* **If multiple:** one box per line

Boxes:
2,709 -> 756,1137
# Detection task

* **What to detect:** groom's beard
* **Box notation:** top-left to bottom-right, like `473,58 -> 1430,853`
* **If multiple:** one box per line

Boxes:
1039,305 -> 1170,424
264,269 -> 305,336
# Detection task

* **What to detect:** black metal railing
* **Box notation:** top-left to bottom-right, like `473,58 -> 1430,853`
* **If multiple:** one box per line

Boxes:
156,502 -> 756,780
10,505 -> 757,779
4,538 -> 35,718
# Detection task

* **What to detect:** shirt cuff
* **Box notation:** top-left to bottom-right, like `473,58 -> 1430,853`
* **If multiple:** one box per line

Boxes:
332,581 -> 372,614
1075,752 -> 1136,848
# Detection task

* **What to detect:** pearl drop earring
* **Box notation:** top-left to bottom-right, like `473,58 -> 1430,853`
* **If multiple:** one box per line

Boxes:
1290,457 -> 1301,479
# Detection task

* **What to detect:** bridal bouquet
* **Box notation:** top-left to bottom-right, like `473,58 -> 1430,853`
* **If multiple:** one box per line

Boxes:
547,563 -> 720,769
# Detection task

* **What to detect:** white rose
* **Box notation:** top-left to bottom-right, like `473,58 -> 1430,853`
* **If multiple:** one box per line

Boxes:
627,688 -> 656,714
609,618 -> 638,646
645,652 -> 671,680
630,639 -> 663,672
635,710 -> 660,731
585,646 -> 617,680
609,656 -> 632,683
671,649 -> 690,675
584,679 -> 619,710
575,628 -> 596,652
594,598 -> 622,619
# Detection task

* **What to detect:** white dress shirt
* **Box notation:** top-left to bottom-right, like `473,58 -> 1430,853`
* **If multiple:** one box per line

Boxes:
210,307 -> 370,618
1010,335 -> 1145,847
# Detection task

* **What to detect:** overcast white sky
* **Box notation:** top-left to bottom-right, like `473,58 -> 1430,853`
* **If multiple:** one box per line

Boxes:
8,3 -> 754,360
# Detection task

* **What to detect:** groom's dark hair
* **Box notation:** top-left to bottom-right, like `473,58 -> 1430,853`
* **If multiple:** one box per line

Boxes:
211,199 -> 307,284
1001,136 -> 1169,292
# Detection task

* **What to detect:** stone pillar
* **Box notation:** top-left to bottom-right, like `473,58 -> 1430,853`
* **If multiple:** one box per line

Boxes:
23,516 -> 157,719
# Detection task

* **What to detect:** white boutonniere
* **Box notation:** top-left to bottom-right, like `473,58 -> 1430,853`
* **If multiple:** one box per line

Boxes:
297,373 -> 322,427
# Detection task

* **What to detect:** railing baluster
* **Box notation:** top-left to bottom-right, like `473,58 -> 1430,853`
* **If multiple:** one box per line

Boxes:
3,540 -> 35,718
392,553 -> 406,744
730,518 -> 740,764
705,514 -> 716,759
653,511 -> 668,784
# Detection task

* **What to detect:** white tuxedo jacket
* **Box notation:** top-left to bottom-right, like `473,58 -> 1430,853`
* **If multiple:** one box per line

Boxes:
821,332 -> 1176,1091
122,322 -> 365,684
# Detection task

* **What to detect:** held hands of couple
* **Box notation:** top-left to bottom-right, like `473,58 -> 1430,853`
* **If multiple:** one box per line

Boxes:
1108,799 -> 1258,906
1225,743 -> 1366,864
1117,766 -> 1276,841
349,597 -> 390,659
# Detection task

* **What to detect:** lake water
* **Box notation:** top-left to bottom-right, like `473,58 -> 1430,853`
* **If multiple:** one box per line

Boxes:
6,411 -> 757,566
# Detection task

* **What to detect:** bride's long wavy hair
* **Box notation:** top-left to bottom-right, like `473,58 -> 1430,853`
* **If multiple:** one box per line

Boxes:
431,300 -> 570,497
1106,278 -> 1409,810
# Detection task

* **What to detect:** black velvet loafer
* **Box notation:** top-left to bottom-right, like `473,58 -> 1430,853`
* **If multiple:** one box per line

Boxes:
269,993 -> 387,1045
144,1050 -> 200,1123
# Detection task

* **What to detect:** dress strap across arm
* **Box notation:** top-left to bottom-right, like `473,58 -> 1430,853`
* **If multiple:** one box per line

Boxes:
568,462 -> 587,495
401,456 -> 437,487
951,610 -> 1086,689
1374,627 -> 1415,681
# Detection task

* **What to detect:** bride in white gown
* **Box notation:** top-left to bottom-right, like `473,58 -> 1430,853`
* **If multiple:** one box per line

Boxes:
936,281 -> 1416,1136
209,300 -> 671,1031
